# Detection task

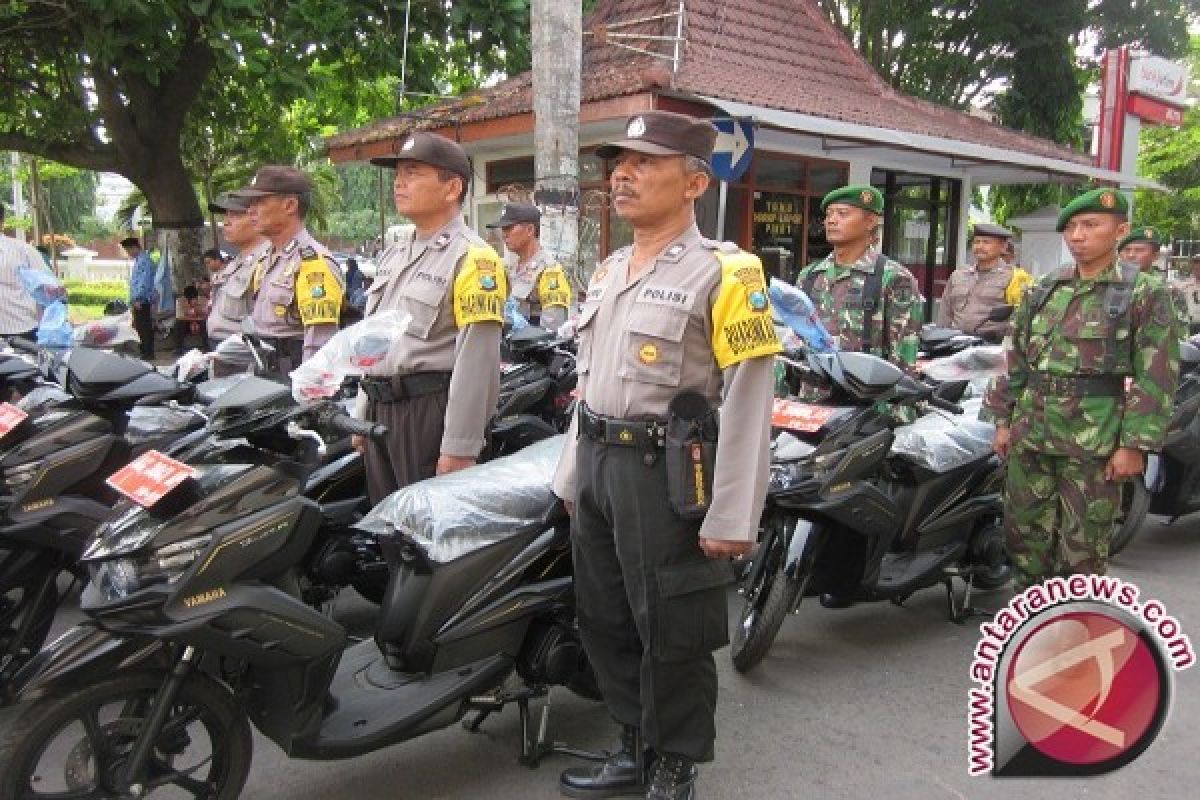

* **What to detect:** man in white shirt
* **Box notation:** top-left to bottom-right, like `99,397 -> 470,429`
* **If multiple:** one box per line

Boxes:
0,203 -> 52,340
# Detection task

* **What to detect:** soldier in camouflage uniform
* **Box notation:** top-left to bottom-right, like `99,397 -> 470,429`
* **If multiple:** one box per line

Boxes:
984,189 -> 1180,589
794,185 -> 920,366
1120,225 -> 1190,333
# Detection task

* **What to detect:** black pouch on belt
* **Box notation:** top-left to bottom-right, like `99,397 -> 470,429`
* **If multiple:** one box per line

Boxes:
665,390 -> 718,520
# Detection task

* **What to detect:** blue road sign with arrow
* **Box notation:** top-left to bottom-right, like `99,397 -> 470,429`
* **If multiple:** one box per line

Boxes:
711,117 -> 754,182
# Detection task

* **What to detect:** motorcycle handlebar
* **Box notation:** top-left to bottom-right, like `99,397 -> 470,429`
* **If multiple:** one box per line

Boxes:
927,393 -> 964,415
320,409 -> 388,442
6,336 -> 40,356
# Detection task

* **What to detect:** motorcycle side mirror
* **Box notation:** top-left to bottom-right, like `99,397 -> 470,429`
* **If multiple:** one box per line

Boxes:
987,305 -> 1015,322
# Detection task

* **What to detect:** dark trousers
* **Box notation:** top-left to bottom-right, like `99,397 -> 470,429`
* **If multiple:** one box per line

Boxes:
572,436 -> 733,763
132,303 -> 155,358
173,319 -> 209,353
363,390 -> 448,505
262,336 -> 304,381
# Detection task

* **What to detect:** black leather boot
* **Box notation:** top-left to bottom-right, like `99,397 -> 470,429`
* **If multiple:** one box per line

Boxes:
645,753 -> 698,800
559,725 -> 650,798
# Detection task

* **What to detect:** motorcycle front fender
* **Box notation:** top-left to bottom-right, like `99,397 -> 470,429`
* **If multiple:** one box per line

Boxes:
783,518 -> 822,578
7,622 -> 165,703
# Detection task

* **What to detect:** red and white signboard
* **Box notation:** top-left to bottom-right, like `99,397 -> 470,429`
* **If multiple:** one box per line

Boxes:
107,450 -> 196,508
771,398 -> 838,433
0,403 -> 28,439
1127,94 -> 1186,126
1128,55 -> 1190,108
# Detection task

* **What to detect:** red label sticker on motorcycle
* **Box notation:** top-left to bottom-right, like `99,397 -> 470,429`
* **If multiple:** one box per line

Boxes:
771,398 -> 837,432
106,450 -> 196,507
0,402 -> 28,439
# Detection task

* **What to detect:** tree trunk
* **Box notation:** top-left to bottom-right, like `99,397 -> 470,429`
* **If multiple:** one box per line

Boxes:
532,0 -> 582,281
133,149 -> 206,293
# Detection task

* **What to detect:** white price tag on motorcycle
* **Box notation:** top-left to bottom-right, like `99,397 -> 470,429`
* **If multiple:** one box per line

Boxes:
0,402 -> 28,439
106,450 -> 196,508
771,398 -> 838,433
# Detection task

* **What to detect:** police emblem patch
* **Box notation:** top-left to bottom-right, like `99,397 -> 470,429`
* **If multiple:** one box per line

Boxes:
310,285 -> 325,299
748,290 -> 768,311
1101,191 -> 1117,209
628,116 -> 646,138
549,278 -> 560,290
592,266 -> 609,284
401,137 -> 416,152
639,343 -> 659,364
480,275 -> 497,291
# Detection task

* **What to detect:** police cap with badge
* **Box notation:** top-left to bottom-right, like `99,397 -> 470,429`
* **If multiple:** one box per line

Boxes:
487,203 -> 540,229
234,165 -> 314,199
971,222 -> 1012,240
371,132 -> 473,187
595,111 -> 718,163
207,192 -> 251,215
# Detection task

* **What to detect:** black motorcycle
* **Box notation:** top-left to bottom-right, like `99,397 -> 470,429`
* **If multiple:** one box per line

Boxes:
1110,339 -> 1200,555
490,326 -> 578,458
0,426 -> 598,799
733,350 -> 1010,672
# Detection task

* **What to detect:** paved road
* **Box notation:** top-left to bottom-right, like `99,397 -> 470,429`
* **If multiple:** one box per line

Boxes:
41,514 -> 1200,799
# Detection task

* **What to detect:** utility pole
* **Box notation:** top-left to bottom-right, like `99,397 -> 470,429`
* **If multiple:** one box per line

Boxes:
531,0 -> 582,279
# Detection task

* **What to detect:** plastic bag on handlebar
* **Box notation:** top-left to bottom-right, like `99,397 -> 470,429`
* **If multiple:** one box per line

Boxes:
291,310 -> 412,403
768,278 -> 837,354
355,435 -> 565,563
920,344 -> 1006,398
504,297 -> 530,331
73,311 -> 139,349
889,396 -> 995,472
36,300 -> 73,348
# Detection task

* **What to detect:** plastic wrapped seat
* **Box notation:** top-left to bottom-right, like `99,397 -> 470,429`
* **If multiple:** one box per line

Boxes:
890,397 -> 996,473
356,435 -> 565,562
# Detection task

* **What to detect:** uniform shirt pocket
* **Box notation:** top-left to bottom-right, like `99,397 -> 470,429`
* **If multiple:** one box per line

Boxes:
574,301 -> 601,374
620,304 -> 689,387
400,273 -> 449,339
263,275 -> 295,316
1070,307 -> 1131,372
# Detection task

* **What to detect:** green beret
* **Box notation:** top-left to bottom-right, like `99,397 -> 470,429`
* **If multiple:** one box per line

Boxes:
1118,226 -> 1164,251
1055,188 -> 1130,232
821,185 -> 884,215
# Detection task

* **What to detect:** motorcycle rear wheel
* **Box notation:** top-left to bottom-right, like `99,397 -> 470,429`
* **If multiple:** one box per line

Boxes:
731,526 -> 803,673
0,670 -> 252,799
1110,479 -> 1151,557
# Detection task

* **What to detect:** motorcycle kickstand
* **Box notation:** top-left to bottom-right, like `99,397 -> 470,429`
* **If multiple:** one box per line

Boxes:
944,575 -> 991,624
516,690 -> 606,769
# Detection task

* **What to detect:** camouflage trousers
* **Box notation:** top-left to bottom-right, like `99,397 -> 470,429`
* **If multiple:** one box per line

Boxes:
1003,447 -> 1119,589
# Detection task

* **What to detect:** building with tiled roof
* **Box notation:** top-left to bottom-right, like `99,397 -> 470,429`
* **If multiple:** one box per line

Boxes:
327,0 -> 1142,300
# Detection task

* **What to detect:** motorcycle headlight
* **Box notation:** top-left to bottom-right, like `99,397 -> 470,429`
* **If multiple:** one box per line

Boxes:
88,534 -> 212,601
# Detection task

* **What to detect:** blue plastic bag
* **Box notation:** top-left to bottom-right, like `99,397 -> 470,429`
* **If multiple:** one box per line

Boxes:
504,297 -> 530,331
768,278 -> 837,354
18,266 -> 68,306
36,300 -> 74,348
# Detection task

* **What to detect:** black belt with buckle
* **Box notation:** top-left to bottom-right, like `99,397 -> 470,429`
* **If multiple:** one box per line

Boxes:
1028,373 -> 1125,397
360,371 -> 452,404
578,403 -> 666,449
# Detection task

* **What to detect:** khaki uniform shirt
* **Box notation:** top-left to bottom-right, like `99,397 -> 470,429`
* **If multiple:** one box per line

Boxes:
355,216 -> 506,459
508,248 -> 571,330
1171,276 -> 1200,328
551,225 -> 780,542
208,242 -> 266,342
936,260 -> 1015,339
250,228 -> 344,359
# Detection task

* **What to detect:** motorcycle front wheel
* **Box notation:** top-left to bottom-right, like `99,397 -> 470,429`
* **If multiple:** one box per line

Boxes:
1110,478 -> 1152,557
0,670 -> 252,799
730,521 -> 804,673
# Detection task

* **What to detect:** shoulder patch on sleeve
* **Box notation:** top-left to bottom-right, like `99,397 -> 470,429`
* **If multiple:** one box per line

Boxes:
296,255 -> 343,326
454,245 -> 507,327
710,251 -> 782,370
537,264 -> 572,309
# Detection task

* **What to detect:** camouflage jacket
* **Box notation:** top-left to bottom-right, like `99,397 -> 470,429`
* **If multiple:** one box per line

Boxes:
983,261 -> 1180,458
795,250 -> 921,366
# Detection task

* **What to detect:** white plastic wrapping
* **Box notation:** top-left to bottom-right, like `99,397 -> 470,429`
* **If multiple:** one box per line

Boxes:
356,435 -> 564,563
291,311 -> 411,403
890,397 -> 996,472
73,313 -> 140,349
16,385 -> 70,413
921,345 -> 1006,397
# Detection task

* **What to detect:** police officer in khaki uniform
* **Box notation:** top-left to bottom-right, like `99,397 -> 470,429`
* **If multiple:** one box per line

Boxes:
936,222 -> 1029,342
552,112 -> 779,800
351,133 -> 507,502
487,202 -> 572,329
206,192 -> 267,347
238,166 -> 344,377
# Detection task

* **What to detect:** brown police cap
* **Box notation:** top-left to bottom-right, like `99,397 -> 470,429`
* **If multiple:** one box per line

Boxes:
235,166 -> 313,198
971,222 -> 1013,239
370,132 -> 473,185
487,202 -> 541,229
595,112 -> 717,164
208,192 -> 251,214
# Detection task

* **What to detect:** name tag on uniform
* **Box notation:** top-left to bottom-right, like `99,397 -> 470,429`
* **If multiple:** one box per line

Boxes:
636,284 -> 694,311
414,271 -> 448,288
585,285 -> 606,304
